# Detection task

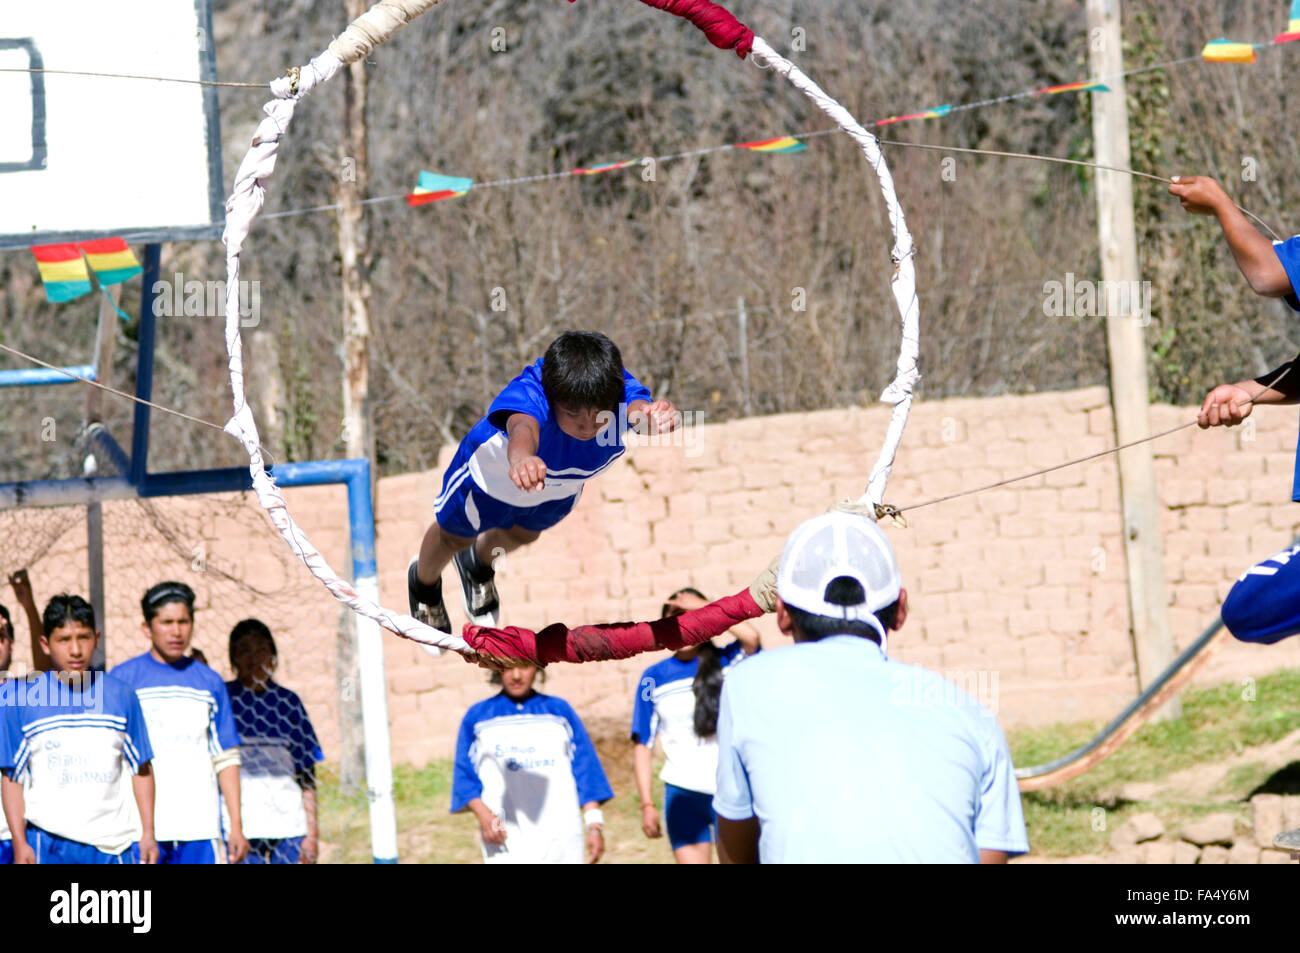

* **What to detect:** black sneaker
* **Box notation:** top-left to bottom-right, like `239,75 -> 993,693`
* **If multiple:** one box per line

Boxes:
408,558 -> 451,635
454,546 -> 500,626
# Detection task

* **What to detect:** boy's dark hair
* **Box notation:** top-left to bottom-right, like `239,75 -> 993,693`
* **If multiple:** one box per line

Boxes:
141,581 -> 195,623
785,576 -> 898,644
488,665 -> 545,686
229,618 -> 277,667
43,594 -> 96,637
0,603 -> 10,633
541,331 -> 625,413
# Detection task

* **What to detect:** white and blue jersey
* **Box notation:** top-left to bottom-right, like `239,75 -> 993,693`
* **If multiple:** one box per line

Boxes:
0,672 -> 153,854
224,680 -> 323,840
452,691 -> 612,864
714,636 -> 1029,863
630,641 -> 747,795
435,357 -> 651,535
109,653 -> 240,842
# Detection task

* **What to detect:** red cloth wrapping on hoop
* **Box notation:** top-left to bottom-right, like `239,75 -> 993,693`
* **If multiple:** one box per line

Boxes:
464,588 -> 763,665
567,0 -> 754,57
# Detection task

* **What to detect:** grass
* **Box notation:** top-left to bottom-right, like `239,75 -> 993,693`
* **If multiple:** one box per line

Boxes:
318,671 -> 1300,862
1008,667 -> 1300,856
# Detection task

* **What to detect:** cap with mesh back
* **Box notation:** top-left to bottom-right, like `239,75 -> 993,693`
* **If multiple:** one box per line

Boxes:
777,511 -> 901,628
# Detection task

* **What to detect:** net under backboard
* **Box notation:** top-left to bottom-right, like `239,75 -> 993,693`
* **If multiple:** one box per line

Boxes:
0,0 -> 222,249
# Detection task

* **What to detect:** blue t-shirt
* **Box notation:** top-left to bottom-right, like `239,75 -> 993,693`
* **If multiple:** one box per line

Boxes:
0,672 -> 153,853
452,691 -> 612,863
713,636 -> 1029,863
110,652 -> 241,842
451,357 -> 652,508
1271,236 -> 1300,312
225,681 -> 323,840
630,641 -> 748,794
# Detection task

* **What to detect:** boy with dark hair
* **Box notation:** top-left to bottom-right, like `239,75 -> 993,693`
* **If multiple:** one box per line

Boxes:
410,330 -> 677,632
225,618 -> 323,864
110,581 -> 248,864
0,594 -> 158,864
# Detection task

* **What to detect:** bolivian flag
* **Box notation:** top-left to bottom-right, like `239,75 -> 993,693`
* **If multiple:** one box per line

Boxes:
407,171 -> 473,207
78,238 -> 142,286
1202,38 -> 1257,63
735,136 -> 806,153
30,244 -> 91,303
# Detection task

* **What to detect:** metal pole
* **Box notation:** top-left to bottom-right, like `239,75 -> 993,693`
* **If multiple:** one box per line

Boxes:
130,244 -> 162,488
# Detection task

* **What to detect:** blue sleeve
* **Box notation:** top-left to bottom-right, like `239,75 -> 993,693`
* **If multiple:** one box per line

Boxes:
123,687 -> 154,773
289,694 -> 324,774
0,697 -> 23,775
1273,237 -> 1300,311
973,715 -> 1029,855
622,368 -> 651,406
449,710 -> 483,814
211,679 -> 241,752
561,702 -> 613,805
629,668 -> 657,744
711,679 -> 754,821
486,360 -> 550,432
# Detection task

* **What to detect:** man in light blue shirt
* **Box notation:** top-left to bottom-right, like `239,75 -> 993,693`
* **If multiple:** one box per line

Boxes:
714,510 -> 1029,864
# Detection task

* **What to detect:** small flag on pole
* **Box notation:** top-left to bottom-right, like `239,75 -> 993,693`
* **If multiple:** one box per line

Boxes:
735,136 -> 806,153
30,244 -> 92,303
1202,38 -> 1257,63
407,170 -> 473,207
78,238 -> 141,286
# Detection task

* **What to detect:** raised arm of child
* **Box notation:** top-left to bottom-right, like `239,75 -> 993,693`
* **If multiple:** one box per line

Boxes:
626,398 -> 679,435
132,762 -> 159,864
9,571 -> 50,672
1169,175 -> 1293,297
506,412 -> 546,492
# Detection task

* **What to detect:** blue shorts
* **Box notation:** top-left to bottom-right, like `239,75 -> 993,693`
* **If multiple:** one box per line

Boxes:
663,783 -> 716,849
1222,544 -> 1300,644
434,457 -> 580,539
156,838 -> 221,864
29,826 -> 137,864
0,839 -> 11,865
241,837 -> 302,864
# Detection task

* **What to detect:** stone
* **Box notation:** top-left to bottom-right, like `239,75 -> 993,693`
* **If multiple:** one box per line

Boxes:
1104,845 -> 1145,864
1261,849 -> 1297,865
1143,841 -> 1175,865
1198,845 -> 1230,864
1227,843 -> 1261,865
1109,812 -> 1166,849
1173,841 -> 1201,865
1252,794 -> 1286,849
1179,813 -> 1236,846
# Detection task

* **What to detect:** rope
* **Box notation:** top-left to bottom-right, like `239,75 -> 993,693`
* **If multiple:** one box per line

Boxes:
0,67 -> 264,88
747,38 -> 921,509
890,367 -> 1293,518
878,139 -> 1284,241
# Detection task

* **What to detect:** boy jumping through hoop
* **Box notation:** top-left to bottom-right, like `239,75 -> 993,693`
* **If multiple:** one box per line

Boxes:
409,330 -> 676,632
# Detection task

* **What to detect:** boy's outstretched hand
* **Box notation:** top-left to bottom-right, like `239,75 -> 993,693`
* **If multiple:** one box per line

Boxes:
1169,175 -> 1230,217
509,454 -> 548,492
1198,383 -> 1255,428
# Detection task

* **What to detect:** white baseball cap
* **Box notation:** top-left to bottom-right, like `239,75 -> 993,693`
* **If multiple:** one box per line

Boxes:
776,511 -> 902,638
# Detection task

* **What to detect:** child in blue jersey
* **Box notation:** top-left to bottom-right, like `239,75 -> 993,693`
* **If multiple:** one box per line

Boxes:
109,581 -> 249,864
452,664 -> 613,863
0,594 -> 158,864
410,330 -> 676,632
631,587 -> 761,864
224,619 -> 323,864
1171,176 -> 1300,644
0,604 -> 12,862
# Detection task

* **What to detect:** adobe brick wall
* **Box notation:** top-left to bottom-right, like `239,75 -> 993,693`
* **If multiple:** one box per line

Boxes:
11,385 -> 1298,767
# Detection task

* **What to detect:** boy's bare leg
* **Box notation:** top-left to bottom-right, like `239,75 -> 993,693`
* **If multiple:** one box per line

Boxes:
417,522 -> 473,586
474,526 -> 541,567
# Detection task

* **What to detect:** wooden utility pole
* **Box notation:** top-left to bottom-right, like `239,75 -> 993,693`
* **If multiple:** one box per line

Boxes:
1087,0 -> 1180,718
335,0 -> 376,794
84,285 -> 119,672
